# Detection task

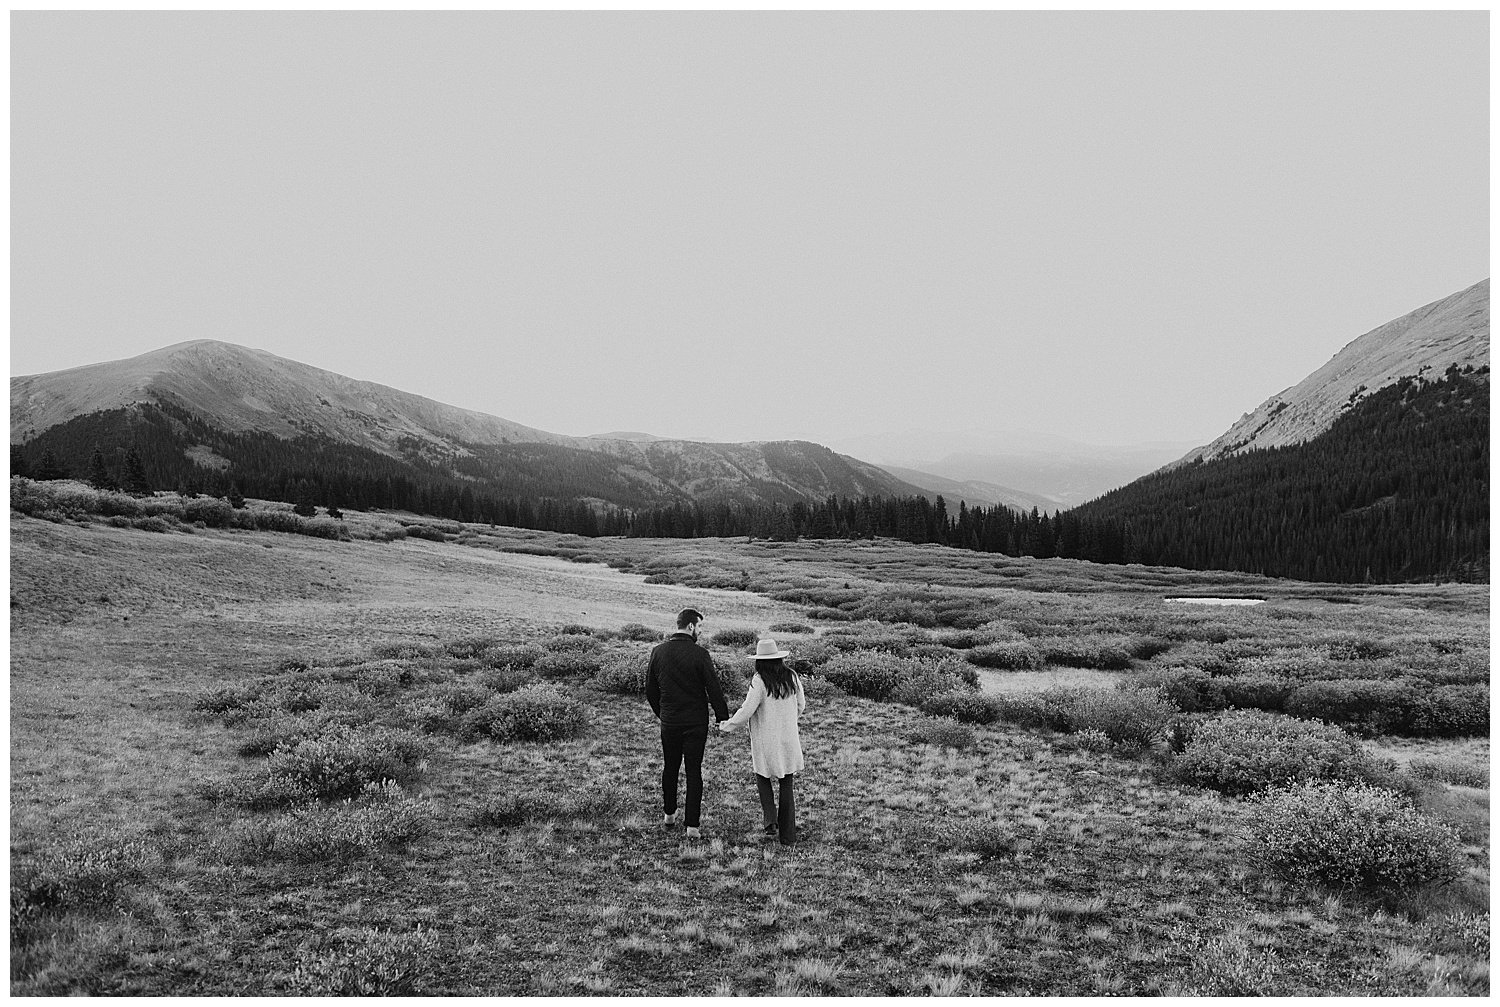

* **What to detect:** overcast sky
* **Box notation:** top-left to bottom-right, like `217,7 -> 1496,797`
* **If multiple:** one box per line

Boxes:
11,12 -> 1488,448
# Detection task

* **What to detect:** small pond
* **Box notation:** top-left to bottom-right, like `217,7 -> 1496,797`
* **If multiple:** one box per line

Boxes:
1164,597 -> 1266,606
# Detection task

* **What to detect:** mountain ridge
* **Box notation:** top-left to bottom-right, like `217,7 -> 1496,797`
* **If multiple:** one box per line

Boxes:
1175,278 -> 1488,466
10,339 -> 924,509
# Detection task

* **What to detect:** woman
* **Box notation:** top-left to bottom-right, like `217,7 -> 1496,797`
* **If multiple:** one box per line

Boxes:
718,638 -> 806,845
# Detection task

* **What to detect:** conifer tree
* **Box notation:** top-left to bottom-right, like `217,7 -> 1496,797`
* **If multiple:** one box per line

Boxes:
36,447 -> 67,481
122,447 -> 151,495
87,447 -> 115,490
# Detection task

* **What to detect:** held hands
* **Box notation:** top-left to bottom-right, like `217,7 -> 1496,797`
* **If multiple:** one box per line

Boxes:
717,721 -> 733,733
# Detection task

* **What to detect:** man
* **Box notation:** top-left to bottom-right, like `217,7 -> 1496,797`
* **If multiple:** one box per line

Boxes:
646,607 -> 729,840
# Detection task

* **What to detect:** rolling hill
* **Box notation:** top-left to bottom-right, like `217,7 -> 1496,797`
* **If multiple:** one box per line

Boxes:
10,340 -> 924,514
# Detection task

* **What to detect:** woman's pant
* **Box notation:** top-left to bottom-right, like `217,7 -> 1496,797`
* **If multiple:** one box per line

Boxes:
660,723 -> 709,827
756,773 -> 795,845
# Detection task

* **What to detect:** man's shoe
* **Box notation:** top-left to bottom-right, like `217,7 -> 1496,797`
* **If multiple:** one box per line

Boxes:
685,826 -> 702,840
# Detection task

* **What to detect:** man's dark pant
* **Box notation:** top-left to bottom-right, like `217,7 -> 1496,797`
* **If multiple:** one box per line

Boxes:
756,773 -> 795,845
660,723 -> 709,827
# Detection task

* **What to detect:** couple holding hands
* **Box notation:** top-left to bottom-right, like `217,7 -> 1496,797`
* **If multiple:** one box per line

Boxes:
645,608 -> 805,846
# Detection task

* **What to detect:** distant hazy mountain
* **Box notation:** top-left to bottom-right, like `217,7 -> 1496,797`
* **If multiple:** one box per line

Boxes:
874,464 -> 1058,513
10,340 -> 924,510
829,428 -> 1197,507
1174,278 -> 1488,466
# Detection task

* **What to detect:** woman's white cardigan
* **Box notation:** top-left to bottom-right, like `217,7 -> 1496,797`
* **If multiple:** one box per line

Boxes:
721,672 -> 806,779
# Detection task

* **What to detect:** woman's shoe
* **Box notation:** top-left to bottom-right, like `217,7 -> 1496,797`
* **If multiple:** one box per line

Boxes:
762,824 -> 779,840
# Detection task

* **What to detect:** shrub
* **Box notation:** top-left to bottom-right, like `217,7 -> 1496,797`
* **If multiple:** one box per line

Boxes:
182,497 -> 233,527
533,651 -> 602,679
821,651 -> 907,700
11,831 -> 155,916
807,607 -> 855,622
483,684 -> 588,743
477,665 -> 534,694
716,658 -> 749,700
595,656 -> 647,695
1217,673 -> 1296,712
1173,710 -> 1375,797
486,645 -> 542,670
558,624 -> 593,636
1321,633 -> 1396,662
1408,757 -> 1488,789
903,716 -> 977,749
1247,780 -> 1464,891
404,525 -> 448,542
233,782 -> 433,863
1066,688 -> 1175,749
1132,666 -> 1224,713
132,515 -> 171,533
237,709 -> 358,757
290,926 -> 439,996
919,691 -> 1001,725
965,641 -> 1043,670
888,658 -> 979,707
255,726 -> 428,804
443,637 -> 500,661
542,634 -> 602,655
710,627 -> 759,649
619,623 -> 662,642
1036,636 -> 1135,670
992,689 -> 1078,732
1071,728 -> 1114,754
1285,679 -> 1425,736
768,622 -> 813,635
1410,684 -> 1488,738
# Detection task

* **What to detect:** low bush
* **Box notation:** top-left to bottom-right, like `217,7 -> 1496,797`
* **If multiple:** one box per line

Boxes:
716,658 -> 750,700
182,497 -> 233,527
485,644 -> 543,670
482,684 -> 588,743
919,690 -> 1001,725
11,830 -> 156,918
619,623 -> 662,642
991,689 -> 1078,732
290,926 -> 439,996
595,656 -> 647,695
1285,679 -> 1425,736
1247,780 -> 1464,891
964,640 -> 1043,670
903,716 -> 977,749
476,665 -> 535,694
232,782 -> 433,864
887,658 -> 980,707
1320,633 -> 1397,662
252,726 -> 429,805
710,627 -> 759,649
820,651 -> 907,701
1066,687 -> 1175,749
1216,673 -> 1296,712
1172,709 -> 1374,797
442,637 -> 500,661
1410,684 -> 1489,738
542,634 -> 602,655
1035,636 -> 1135,670
806,607 -> 855,621
533,651 -> 602,680
1407,756 -> 1488,789
1131,666 -> 1225,713
132,515 -> 172,533
768,622 -> 813,635
404,525 -> 449,542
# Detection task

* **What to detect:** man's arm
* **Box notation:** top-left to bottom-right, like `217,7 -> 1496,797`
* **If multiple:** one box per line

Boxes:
645,651 -> 662,718
702,652 -> 729,722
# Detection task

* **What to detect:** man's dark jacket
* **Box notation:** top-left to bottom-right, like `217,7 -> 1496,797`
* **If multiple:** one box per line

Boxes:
647,632 -> 729,726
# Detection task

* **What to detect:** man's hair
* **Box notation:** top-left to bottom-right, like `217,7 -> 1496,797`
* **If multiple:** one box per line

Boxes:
676,608 -> 704,630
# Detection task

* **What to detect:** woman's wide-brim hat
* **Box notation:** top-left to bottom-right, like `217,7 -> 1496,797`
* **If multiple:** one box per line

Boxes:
752,638 -> 790,660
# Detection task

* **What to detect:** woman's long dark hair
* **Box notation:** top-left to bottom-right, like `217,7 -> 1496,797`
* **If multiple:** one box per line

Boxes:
755,658 -> 797,699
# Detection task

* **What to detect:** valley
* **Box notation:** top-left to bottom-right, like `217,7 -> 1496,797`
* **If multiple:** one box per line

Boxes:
9,498 -> 1489,995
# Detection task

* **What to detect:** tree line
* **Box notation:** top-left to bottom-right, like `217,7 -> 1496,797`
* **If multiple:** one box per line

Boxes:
12,366 -> 1487,584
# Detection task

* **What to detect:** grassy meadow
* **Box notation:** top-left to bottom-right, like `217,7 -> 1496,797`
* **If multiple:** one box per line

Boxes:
9,483 -> 1491,995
